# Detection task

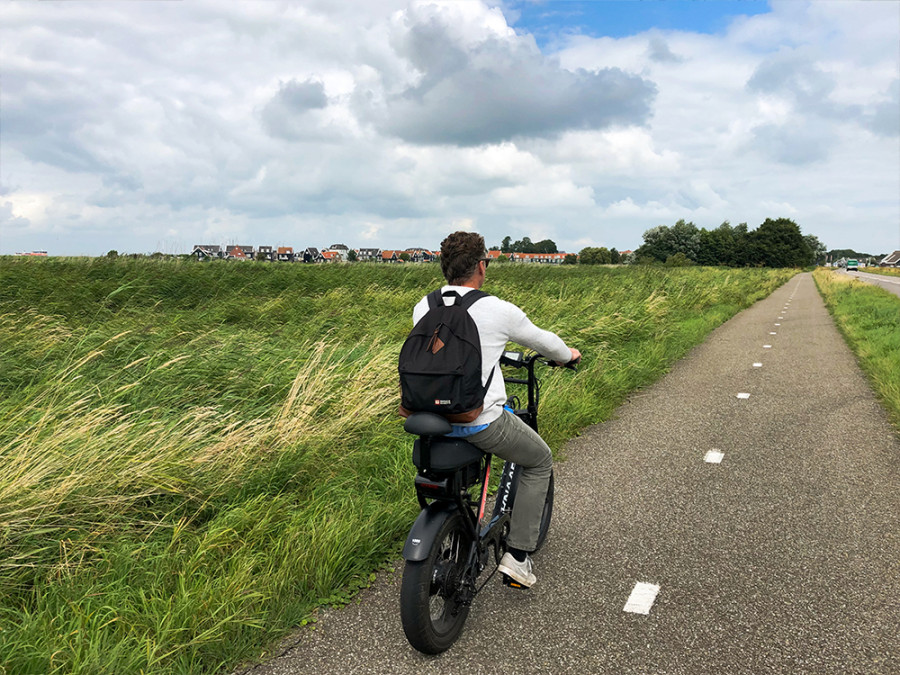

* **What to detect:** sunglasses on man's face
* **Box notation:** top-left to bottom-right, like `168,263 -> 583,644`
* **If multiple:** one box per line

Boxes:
481,257 -> 490,269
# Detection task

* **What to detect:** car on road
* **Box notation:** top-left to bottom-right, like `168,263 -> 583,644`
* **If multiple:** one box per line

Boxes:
846,259 -> 859,271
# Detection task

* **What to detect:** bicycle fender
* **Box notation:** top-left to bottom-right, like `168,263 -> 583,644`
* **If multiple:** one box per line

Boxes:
402,502 -> 458,562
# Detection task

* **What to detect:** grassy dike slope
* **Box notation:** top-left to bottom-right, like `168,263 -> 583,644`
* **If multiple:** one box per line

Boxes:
814,267 -> 900,429
0,259 -> 796,674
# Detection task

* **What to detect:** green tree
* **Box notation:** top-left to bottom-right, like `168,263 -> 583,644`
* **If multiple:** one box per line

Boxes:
748,218 -> 811,267
578,247 -> 613,264
533,239 -> 558,254
578,247 -> 596,264
578,247 -> 600,264
501,236 -> 512,253
511,236 -> 535,253
106,250 -> 119,259
634,220 -> 700,263
399,252 -> 411,262
803,235 -> 826,265
731,223 -> 751,266
609,248 -> 620,265
563,253 -> 578,265
347,249 -> 358,262
634,225 -> 669,262
669,220 -> 701,260
697,221 -> 742,266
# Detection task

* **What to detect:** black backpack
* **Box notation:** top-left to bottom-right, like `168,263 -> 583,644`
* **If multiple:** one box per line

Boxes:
398,289 -> 494,423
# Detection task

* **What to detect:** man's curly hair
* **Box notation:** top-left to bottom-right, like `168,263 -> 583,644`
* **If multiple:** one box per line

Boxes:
440,231 -> 486,284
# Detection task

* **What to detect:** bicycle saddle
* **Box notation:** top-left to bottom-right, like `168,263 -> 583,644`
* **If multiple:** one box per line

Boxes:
404,412 -> 452,437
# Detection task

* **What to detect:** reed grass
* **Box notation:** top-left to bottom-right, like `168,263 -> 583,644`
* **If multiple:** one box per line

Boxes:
813,267 -> 900,429
855,266 -> 900,278
0,257 -> 795,674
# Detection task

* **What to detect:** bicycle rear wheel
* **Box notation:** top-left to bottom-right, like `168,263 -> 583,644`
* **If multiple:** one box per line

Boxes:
400,510 -> 473,654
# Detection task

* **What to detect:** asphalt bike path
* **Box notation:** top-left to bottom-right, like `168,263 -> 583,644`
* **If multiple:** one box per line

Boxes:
237,273 -> 899,675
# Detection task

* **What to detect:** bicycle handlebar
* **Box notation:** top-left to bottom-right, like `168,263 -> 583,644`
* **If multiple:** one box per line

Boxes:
500,351 -> 581,371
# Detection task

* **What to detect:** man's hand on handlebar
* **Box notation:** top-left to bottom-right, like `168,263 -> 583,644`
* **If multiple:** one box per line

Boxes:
553,348 -> 582,369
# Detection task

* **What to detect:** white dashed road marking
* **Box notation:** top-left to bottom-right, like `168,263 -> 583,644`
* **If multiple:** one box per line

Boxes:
621,285 -> 797,622
624,583 -> 660,615
704,450 -> 724,464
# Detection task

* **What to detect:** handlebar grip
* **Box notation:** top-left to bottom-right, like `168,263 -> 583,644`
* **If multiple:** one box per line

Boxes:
545,355 -> 581,370
499,355 -> 524,368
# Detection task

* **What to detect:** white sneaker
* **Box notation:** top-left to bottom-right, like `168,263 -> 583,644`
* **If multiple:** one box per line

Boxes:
498,552 -> 536,588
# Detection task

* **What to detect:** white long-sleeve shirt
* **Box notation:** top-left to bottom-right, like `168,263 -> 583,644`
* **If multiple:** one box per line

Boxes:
412,285 -> 571,427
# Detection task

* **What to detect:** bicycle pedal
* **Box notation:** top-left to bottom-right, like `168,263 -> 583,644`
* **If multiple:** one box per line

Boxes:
501,574 -> 530,590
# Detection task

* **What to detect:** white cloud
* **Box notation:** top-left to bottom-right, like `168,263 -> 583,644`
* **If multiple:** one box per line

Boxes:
0,0 -> 897,257
451,217 -> 476,232
359,222 -> 383,240
359,1 -> 656,146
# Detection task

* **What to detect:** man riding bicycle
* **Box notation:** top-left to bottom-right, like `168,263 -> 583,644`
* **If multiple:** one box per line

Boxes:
410,231 -> 580,587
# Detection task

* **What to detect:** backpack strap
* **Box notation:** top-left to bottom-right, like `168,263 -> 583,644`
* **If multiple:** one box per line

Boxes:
452,289 -> 488,311
426,289 -> 444,310
430,288 -> 488,309
483,362 -> 495,393
446,289 -> 494,392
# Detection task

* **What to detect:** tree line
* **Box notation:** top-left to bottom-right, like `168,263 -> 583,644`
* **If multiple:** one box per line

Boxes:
631,217 -> 825,268
494,236 -> 560,254
495,217 -> 828,268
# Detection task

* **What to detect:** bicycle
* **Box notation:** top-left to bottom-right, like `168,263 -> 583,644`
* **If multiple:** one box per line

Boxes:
399,351 -> 579,654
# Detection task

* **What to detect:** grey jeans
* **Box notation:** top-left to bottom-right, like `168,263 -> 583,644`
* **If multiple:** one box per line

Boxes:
468,410 -> 553,551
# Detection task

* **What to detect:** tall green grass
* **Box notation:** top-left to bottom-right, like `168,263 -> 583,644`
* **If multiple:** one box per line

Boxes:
813,267 -> 900,429
855,266 -> 900,278
0,258 -> 796,674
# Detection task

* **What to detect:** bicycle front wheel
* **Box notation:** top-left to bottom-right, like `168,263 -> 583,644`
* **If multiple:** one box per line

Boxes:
400,510 -> 473,654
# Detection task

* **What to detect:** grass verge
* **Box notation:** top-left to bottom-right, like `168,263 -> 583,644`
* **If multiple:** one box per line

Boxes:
0,259 -> 796,674
813,267 -> 900,430
853,266 -> 900,279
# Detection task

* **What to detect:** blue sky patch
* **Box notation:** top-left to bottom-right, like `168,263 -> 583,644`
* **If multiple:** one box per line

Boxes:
505,0 -> 771,47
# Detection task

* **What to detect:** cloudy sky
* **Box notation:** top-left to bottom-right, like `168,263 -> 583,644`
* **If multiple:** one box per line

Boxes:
1,0 -> 898,257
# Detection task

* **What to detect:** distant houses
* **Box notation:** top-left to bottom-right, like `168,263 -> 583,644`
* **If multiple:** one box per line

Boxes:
190,244 -> 576,264
485,250 -> 568,264
357,248 -> 381,262
880,250 -> 900,267
191,245 -> 221,260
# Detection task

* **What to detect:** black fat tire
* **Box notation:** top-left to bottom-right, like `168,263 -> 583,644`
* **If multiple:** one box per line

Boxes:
400,510 -> 473,654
